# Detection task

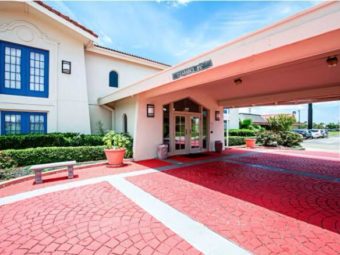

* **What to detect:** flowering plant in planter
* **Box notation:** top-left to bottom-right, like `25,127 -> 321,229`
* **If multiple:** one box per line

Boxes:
103,131 -> 132,166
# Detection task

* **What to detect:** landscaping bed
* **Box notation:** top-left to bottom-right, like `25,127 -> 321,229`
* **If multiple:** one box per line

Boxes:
0,132 -> 133,181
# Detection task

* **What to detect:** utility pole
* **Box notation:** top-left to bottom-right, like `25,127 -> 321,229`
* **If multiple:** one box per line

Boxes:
308,103 -> 313,129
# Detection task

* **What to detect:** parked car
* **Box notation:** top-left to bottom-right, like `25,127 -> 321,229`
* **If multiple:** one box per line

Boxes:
292,129 -> 312,139
321,129 -> 328,138
309,129 -> 323,138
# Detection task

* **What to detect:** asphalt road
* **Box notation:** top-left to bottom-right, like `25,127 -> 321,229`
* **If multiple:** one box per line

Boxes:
302,136 -> 340,153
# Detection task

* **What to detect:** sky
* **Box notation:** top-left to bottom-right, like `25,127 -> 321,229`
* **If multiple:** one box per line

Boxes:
47,0 -> 339,124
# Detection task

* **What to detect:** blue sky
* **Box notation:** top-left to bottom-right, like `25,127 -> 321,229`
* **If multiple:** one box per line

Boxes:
47,0 -> 339,124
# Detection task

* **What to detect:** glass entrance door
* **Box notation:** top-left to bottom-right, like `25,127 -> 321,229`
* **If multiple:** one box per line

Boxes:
190,115 -> 201,153
174,114 -> 202,154
174,115 -> 187,154
167,98 -> 209,156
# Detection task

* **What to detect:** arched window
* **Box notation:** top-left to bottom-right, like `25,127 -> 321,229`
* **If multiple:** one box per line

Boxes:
122,114 -> 128,133
109,71 -> 118,87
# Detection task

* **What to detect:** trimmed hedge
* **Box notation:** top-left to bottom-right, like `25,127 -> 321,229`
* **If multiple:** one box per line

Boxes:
226,136 -> 247,146
256,131 -> 302,147
228,129 -> 256,137
2,146 -> 106,167
0,133 -> 103,150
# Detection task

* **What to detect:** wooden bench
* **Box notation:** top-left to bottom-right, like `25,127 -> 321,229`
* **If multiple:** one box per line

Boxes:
30,161 -> 76,184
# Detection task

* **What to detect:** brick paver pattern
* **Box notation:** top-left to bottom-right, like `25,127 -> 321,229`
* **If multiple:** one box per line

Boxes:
129,161 -> 340,255
231,151 -> 340,178
0,162 -> 155,198
0,182 -> 200,255
1,149 -> 340,255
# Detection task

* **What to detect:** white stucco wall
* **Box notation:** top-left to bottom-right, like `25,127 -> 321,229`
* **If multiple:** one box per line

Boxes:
133,90 -> 224,160
85,51 -> 164,134
112,97 -> 137,136
224,108 -> 239,129
0,3 -> 91,134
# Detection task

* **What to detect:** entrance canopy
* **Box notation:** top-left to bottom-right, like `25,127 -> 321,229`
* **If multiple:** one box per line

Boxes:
99,2 -> 340,108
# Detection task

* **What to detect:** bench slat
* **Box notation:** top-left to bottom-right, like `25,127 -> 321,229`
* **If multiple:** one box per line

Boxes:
30,161 -> 76,170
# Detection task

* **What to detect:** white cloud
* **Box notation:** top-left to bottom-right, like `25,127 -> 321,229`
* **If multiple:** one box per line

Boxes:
98,32 -> 112,44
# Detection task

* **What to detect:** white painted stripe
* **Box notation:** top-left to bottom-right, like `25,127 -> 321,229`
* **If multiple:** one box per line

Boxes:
0,169 -> 156,206
108,178 -> 250,255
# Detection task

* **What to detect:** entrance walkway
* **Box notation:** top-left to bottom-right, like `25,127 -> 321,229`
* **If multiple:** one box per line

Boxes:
0,149 -> 339,254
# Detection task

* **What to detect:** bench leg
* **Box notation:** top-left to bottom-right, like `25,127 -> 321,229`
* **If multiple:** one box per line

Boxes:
68,166 -> 74,179
35,170 -> 43,184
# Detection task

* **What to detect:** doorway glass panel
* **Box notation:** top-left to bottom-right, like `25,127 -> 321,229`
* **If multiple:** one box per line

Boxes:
202,108 -> 208,149
175,116 -> 186,150
173,98 -> 200,113
163,104 -> 170,151
190,116 -> 200,150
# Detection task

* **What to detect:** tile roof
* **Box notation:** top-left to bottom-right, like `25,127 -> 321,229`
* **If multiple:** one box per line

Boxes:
33,2 -> 170,67
94,44 -> 171,67
34,1 -> 98,38
239,113 -> 268,124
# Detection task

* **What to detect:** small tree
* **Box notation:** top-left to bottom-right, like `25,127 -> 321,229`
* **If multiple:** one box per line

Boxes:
267,114 -> 296,132
239,119 -> 253,129
326,122 -> 339,129
313,122 -> 325,129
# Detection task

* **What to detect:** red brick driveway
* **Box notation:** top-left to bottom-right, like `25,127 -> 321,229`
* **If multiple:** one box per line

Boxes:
0,182 -> 199,255
0,149 -> 339,254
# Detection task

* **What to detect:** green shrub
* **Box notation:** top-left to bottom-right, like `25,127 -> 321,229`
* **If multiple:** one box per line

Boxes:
256,131 -> 282,147
239,119 -> 253,129
267,114 -> 296,132
0,151 -> 17,169
1,146 -> 106,166
228,129 -> 256,137
0,168 -> 15,180
256,131 -> 302,147
0,133 -> 103,150
279,131 -> 303,147
226,136 -> 247,146
103,131 -> 133,158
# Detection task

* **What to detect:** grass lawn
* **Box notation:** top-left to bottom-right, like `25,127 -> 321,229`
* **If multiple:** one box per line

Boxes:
328,131 -> 340,137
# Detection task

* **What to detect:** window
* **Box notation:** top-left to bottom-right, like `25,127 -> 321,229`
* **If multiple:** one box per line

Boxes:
122,114 -> 128,133
29,52 -> 46,92
109,71 -> 118,87
0,40 -> 49,97
173,98 -> 200,113
29,113 -> 46,133
4,47 -> 21,90
3,113 -> 22,135
1,111 -> 47,135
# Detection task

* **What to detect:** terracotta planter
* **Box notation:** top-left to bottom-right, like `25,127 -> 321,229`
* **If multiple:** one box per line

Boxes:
245,138 -> 256,148
104,148 -> 126,167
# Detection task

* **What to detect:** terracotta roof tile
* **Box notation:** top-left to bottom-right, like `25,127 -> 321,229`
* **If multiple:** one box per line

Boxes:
34,1 -> 98,38
94,44 -> 171,67
33,1 -> 170,67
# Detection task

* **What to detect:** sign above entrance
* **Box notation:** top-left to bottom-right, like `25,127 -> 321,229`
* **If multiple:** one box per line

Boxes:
172,60 -> 213,80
